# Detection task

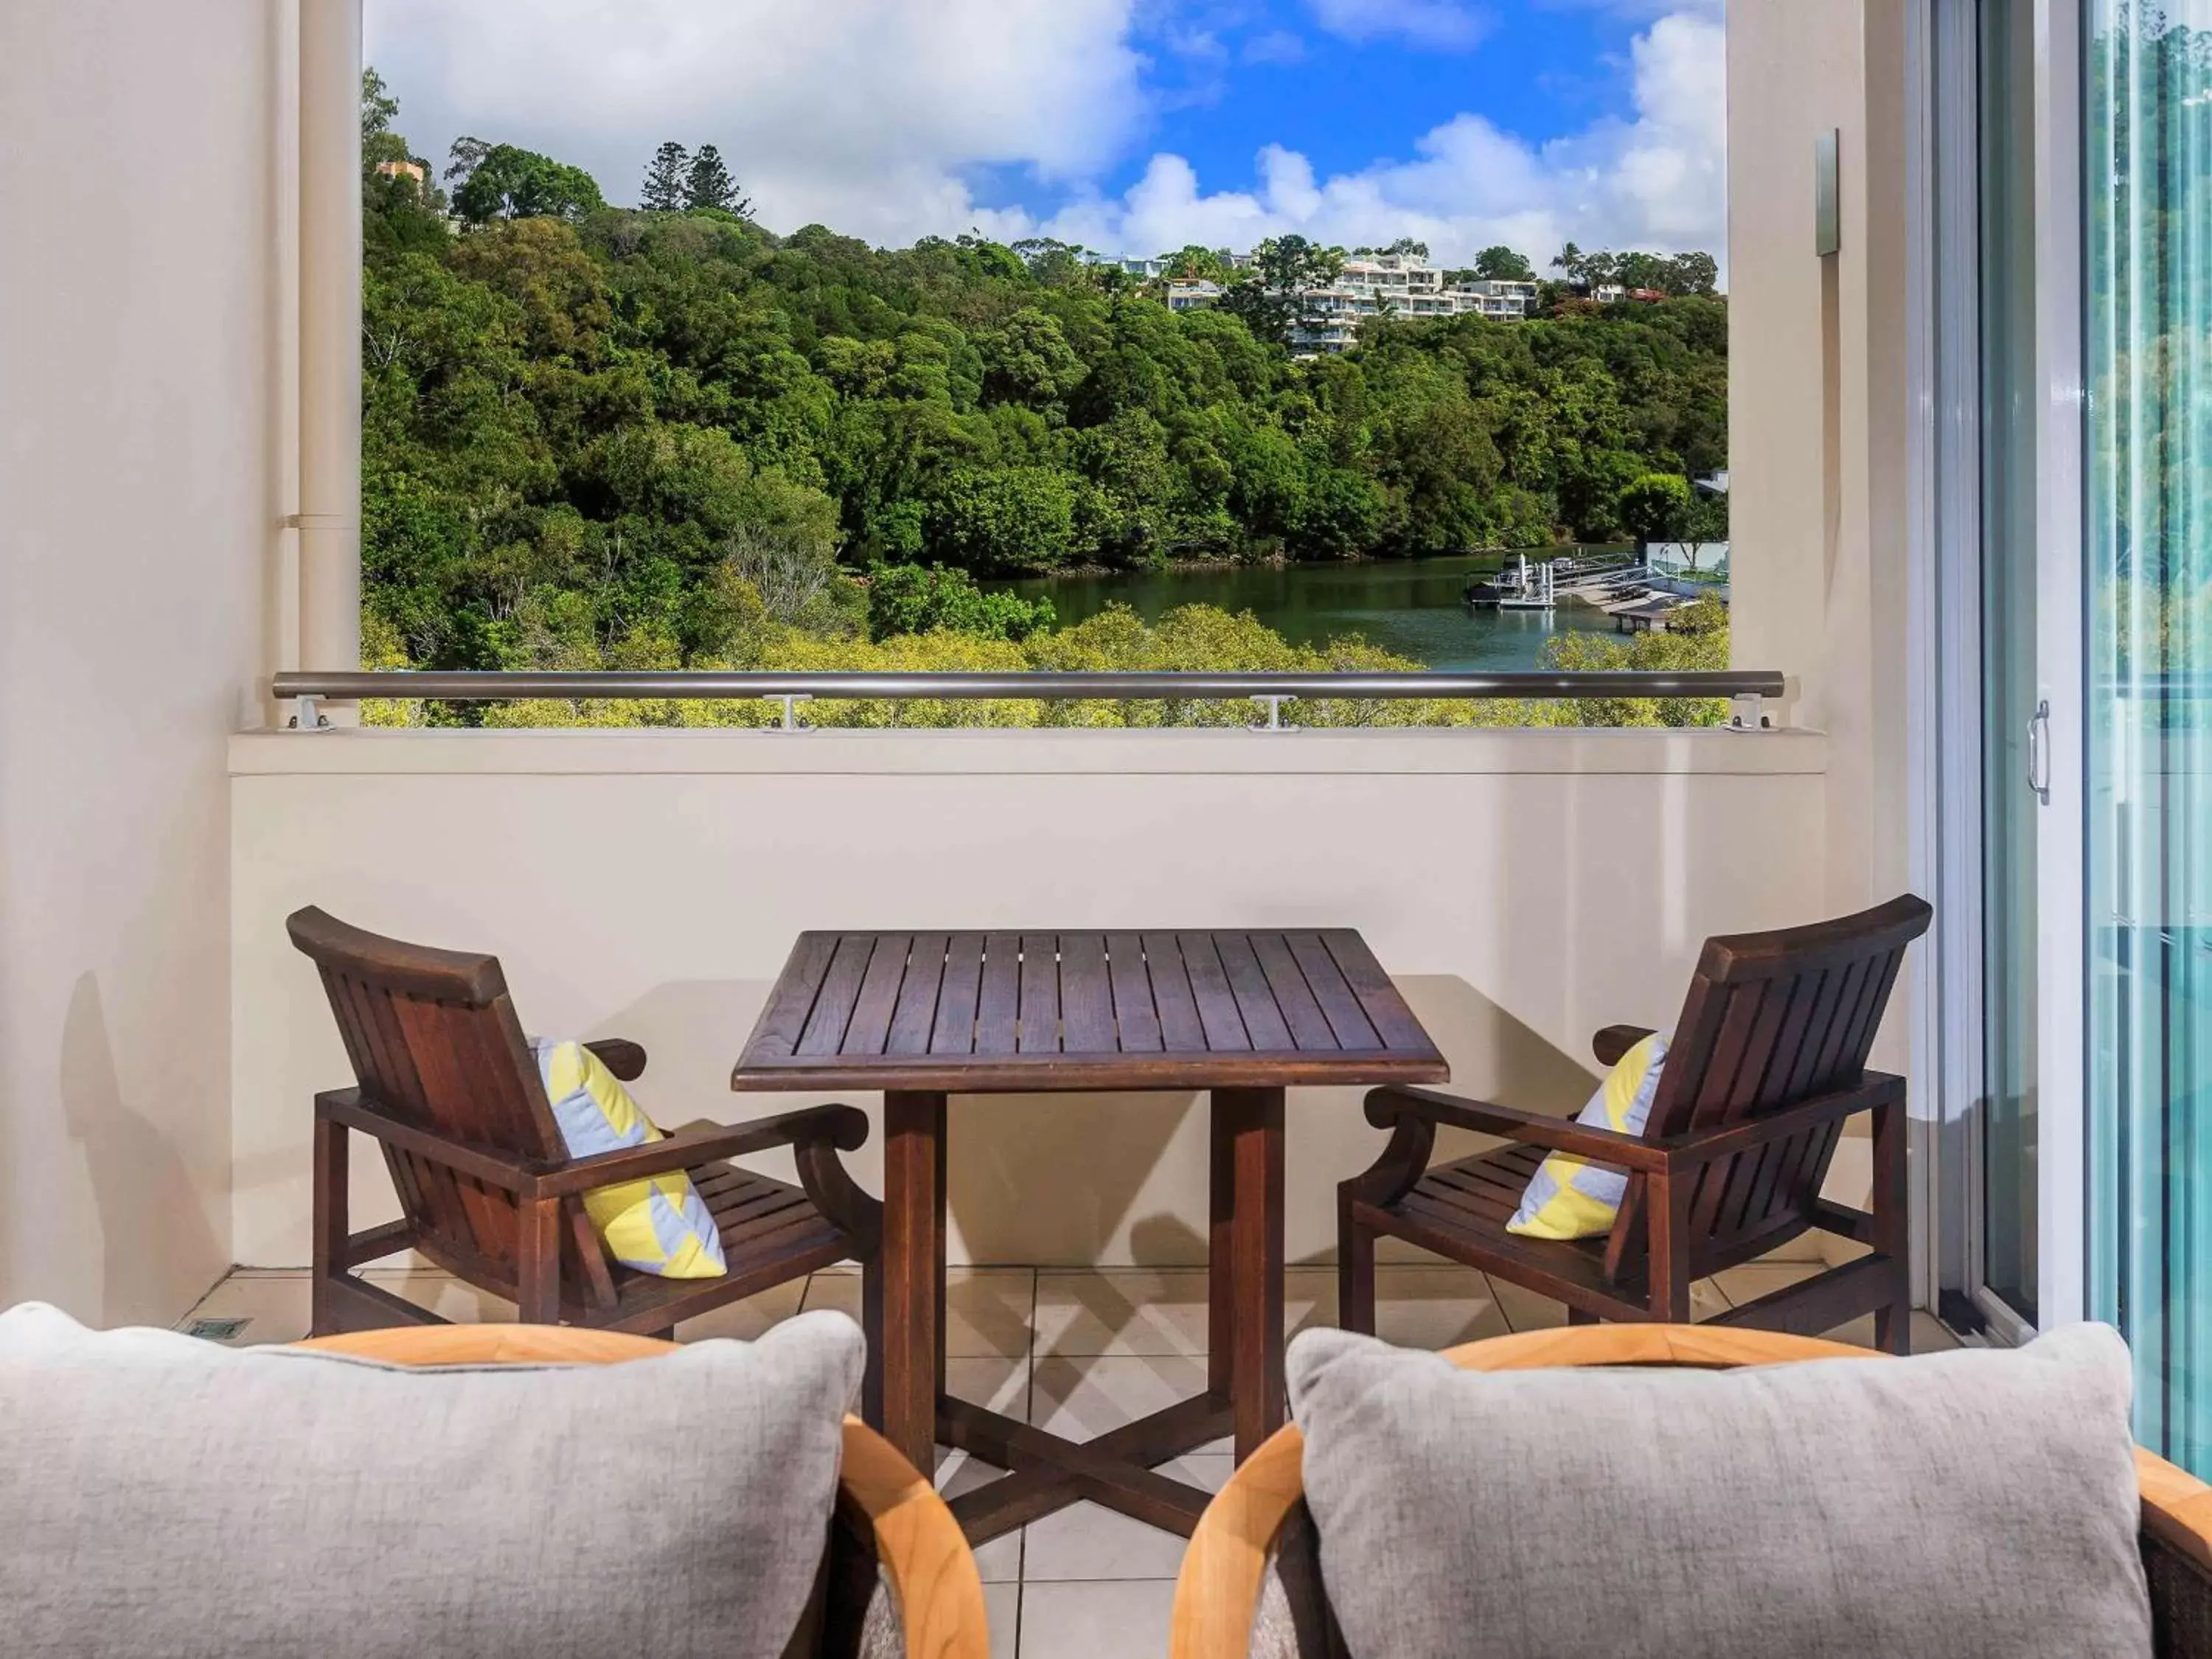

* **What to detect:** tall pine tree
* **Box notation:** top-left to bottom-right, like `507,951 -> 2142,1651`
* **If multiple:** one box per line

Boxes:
683,145 -> 748,215
640,142 -> 689,211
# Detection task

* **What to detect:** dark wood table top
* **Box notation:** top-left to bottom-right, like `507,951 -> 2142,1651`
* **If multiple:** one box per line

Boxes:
732,930 -> 1450,1093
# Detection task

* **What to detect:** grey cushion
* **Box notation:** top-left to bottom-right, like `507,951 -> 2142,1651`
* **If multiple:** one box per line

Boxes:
1287,1324 -> 2153,1659
856,1568 -> 907,1659
1250,1557 -> 1306,1659
0,1303 -> 865,1659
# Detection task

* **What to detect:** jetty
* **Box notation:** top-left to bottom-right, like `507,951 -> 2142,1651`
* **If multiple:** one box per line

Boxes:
1463,553 -> 1565,611
1464,549 -> 1725,633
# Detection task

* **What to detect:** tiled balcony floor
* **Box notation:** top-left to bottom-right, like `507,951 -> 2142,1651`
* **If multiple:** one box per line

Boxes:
181,1262 -> 1961,1659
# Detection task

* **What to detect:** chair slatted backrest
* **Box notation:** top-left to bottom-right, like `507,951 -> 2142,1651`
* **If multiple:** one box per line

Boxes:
1602,894 -> 1933,1286
288,907 -> 571,1285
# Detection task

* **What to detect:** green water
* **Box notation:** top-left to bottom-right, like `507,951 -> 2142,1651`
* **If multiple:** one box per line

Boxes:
993,549 -> 1634,671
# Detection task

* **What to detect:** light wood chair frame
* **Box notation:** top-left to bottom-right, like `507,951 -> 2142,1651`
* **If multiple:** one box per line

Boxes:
300,1326 -> 990,1659
1169,1324 -> 2212,1659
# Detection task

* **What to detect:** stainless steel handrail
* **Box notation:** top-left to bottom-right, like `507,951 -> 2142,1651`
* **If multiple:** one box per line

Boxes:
273,669 -> 1784,701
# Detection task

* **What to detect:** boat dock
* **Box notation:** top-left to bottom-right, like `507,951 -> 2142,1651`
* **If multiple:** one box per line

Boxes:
1465,551 -> 1719,631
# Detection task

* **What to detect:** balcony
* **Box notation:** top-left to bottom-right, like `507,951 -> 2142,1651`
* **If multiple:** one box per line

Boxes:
211,701 -> 1837,1644
6,0 -> 2205,1655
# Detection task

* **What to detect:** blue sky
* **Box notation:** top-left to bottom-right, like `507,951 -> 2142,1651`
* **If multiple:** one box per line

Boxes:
1098,1 -> 1644,194
366,0 -> 1726,268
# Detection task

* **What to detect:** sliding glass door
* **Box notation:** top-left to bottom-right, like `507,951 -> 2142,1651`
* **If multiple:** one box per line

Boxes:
1930,0 -> 2212,1466
2086,0 -> 2212,1472
1975,0 -> 2044,1330
1930,0 -> 2073,1341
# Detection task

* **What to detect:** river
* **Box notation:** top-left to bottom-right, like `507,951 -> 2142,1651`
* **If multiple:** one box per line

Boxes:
991,549 -> 1634,671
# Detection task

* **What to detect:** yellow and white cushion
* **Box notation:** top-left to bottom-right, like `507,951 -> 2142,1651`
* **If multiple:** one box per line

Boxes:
534,1039 -> 726,1279
1506,1033 -> 1669,1241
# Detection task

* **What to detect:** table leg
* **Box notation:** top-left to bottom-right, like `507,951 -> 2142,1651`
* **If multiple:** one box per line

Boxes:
881,1090 -> 947,1478
1208,1100 -> 1234,1397
1211,1086 -> 1285,1462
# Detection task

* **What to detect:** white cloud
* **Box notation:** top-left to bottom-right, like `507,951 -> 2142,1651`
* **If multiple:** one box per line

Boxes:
364,0 -> 1148,246
1242,29 -> 1310,65
364,1 -> 1725,270
1306,0 -> 1492,49
1536,0 -> 1720,18
1032,10 -> 1727,268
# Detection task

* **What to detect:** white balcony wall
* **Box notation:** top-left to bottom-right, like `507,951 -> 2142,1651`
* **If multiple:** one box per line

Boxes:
1729,0 -> 1917,931
230,728 -> 1829,1269
0,1 -> 283,1322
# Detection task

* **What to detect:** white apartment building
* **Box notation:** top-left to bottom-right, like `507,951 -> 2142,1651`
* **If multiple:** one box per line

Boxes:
1295,254 -> 1537,352
1093,251 -> 1255,281
1098,248 -> 1535,347
1097,248 -> 1531,343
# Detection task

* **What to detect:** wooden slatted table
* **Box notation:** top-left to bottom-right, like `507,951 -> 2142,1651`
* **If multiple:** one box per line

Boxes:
732,929 -> 1448,1543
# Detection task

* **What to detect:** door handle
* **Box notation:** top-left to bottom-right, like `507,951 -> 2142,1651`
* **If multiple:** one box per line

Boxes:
2027,700 -> 2051,805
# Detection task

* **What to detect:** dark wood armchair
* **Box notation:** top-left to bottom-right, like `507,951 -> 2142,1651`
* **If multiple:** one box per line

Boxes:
288,907 -> 883,1412
1338,894 -> 1933,1349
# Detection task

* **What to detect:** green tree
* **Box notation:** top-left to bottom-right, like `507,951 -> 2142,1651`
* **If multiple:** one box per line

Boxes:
641,142 -> 690,212
1617,473 -> 1696,543
924,466 -> 1077,572
1297,467 -> 1384,557
1160,244 -> 1231,281
977,309 -> 1085,411
1011,237 -> 1093,286
865,563 -> 1055,641
1547,246 -> 1721,299
361,69 -> 403,159
1473,246 -> 1536,282
449,142 -> 605,223
1545,597 -> 1730,726
1666,251 -> 1721,296
1221,234 -> 1346,349
684,145 -> 749,215
359,71 -> 448,251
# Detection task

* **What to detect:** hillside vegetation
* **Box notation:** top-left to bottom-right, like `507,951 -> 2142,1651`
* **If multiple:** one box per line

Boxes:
359,77 -> 1730,726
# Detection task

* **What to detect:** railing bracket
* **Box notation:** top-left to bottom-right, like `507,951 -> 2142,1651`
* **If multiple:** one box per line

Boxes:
287,694 -> 332,733
763,693 -> 813,731
1251,695 -> 1296,731
1727,692 -> 1772,732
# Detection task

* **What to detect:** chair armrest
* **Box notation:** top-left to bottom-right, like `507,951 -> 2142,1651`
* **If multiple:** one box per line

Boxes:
532,1103 -> 869,1197
1592,1024 -> 1657,1068
1653,1074 -> 1905,1167
839,1418 -> 992,1659
1365,1086 -> 1668,1173
316,1090 -> 538,1192
582,1037 -> 647,1081
1170,1422 -> 1309,1659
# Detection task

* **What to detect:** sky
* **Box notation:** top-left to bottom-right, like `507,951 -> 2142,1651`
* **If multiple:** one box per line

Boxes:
363,0 -> 1726,271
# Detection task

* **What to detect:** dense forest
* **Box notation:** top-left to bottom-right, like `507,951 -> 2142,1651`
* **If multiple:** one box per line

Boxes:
358,77 -> 1730,726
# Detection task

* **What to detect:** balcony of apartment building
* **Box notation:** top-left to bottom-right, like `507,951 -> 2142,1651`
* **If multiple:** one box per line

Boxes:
4,1 -> 2210,1656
